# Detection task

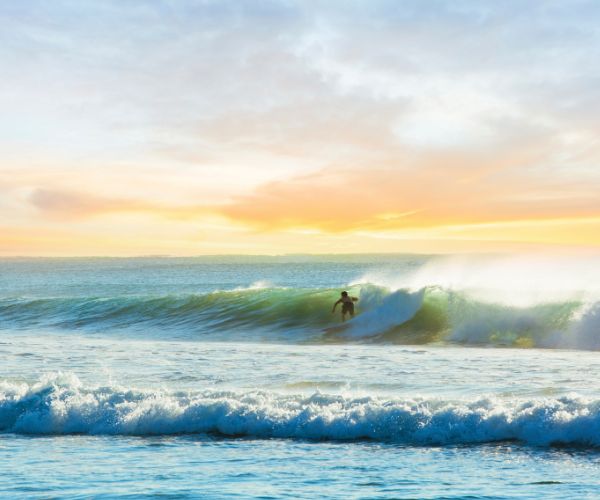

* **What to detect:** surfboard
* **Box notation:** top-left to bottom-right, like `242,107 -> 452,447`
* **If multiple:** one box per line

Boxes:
323,322 -> 351,335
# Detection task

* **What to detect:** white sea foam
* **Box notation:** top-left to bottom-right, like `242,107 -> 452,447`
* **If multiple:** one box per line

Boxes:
2,374 -> 600,447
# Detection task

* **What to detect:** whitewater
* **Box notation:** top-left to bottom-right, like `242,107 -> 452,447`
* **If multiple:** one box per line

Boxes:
2,255 -> 600,498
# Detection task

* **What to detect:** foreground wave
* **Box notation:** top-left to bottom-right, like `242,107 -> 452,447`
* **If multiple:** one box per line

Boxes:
1,284 -> 599,349
1,374 -> 599,447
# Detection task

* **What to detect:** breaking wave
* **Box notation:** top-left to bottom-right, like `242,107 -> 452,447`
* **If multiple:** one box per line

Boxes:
2,373 -> 600,447
1,284 -> 598,349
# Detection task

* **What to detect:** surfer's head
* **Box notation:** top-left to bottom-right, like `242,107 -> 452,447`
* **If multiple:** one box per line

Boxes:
341,291 -> 348,297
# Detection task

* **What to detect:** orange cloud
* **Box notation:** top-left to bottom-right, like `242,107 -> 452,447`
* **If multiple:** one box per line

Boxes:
29,189 -> 146,218
24,142 -> 600,248
28,188 -> 211,221
217,150 -> 600,232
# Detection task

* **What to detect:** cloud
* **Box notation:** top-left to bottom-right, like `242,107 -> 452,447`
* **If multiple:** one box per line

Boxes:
25,129 -> 600,237
28,187 -> 217,222
217,147 -> 600,232
29,188 -> 146,218
3,0 -> 599,161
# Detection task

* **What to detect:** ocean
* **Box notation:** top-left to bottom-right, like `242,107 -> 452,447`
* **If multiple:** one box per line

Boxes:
1,254 -> 600,499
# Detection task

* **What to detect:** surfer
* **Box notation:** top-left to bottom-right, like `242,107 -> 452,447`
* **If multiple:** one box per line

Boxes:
332,291 -> 359,322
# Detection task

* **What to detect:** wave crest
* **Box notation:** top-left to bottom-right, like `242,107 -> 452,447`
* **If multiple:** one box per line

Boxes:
2,374 -> 600,447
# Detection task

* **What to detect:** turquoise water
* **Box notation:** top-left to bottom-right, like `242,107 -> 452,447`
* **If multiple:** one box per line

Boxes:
1,255 -> 600,498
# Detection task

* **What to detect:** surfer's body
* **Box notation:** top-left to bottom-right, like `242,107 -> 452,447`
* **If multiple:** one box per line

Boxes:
332,291 -> 359,321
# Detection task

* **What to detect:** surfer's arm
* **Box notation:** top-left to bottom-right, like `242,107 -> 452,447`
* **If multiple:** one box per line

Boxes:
352,297 -> 359,302
332,299 -> 342,312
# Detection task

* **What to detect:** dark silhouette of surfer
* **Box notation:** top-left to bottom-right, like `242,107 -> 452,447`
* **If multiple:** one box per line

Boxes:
332,291 -> 359,322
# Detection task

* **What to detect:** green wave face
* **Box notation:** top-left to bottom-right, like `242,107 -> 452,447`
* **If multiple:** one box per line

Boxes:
0,285 -> 594,349
0,287 -> 359,338
382,287 -> 584,347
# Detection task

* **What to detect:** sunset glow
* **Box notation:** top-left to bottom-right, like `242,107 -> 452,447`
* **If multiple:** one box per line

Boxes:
2,1 -> 600,255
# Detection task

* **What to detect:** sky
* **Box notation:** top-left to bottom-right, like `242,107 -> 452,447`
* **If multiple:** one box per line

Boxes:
1,0 -> 600,256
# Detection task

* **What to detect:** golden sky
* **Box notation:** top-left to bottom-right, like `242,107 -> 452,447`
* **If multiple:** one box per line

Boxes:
1,1 -> 600,255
